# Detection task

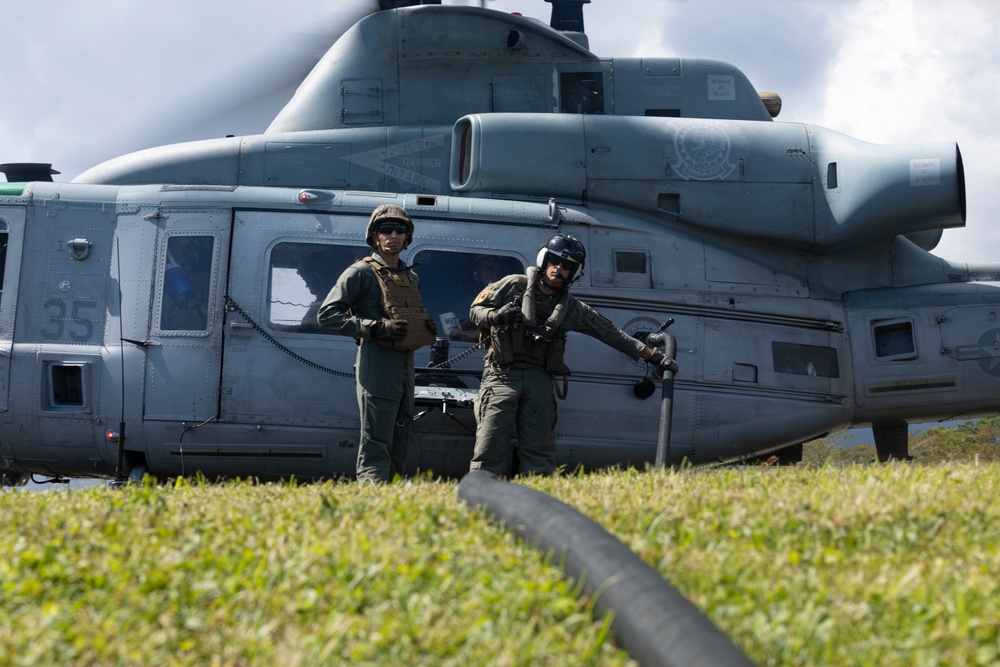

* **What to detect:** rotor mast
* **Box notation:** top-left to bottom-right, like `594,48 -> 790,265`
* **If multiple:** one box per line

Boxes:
545,0 -> 591,49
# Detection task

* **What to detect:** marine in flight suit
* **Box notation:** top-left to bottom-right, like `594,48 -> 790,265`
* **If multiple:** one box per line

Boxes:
468,234 -> 678,476
318,205 -> 436,482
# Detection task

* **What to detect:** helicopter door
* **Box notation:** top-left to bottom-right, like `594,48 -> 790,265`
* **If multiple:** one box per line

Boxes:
220,210 -> 366,427
0,209 -> 24,412
144,214 -> 230,421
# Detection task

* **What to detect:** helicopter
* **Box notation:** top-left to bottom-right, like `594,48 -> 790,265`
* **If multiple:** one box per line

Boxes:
0,0 -> 992,486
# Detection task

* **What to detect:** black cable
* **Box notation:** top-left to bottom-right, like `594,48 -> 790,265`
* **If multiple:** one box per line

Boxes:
225,294 -> 485,376
458,471 -> 758,667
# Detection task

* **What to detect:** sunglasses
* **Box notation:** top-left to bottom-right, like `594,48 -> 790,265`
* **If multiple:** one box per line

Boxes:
548,256 -> 579,270
378,224 -> 408,236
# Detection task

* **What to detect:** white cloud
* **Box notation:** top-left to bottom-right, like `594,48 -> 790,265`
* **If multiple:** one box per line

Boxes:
813,0 -> 1000,262
821,0 -> 946,143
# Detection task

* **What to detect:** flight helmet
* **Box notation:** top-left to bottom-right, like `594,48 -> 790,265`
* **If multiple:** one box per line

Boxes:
536,233 -> 586,283
366,204 -> 414,249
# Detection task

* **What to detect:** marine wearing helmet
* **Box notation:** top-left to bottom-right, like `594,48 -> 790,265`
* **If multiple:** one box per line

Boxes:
535,233 -> 586,285
317,203 -> 434,482
467,233 -> 678,477
366,204 -> 414,250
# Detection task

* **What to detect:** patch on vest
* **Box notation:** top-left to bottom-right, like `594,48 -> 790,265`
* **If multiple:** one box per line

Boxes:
473,288 -> 493,304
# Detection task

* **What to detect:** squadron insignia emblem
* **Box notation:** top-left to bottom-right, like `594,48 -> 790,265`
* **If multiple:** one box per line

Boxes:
672,122 -> 737,181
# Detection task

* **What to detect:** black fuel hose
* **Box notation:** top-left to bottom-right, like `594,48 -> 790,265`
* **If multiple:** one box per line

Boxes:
458,470 -> 757,667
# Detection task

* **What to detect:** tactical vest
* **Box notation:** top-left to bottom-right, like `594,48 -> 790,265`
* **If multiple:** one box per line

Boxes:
486,273 -> 571,375
362,256 -> 436,351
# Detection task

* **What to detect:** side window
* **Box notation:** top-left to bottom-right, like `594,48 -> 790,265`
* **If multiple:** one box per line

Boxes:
411,250 -> 523,342
268,242 -> 361,333
160,236 -> 215,332
873,318 -> 917,361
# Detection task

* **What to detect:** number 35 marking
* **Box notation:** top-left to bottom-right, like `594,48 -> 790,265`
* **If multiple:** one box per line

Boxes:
40,298 -> 98,342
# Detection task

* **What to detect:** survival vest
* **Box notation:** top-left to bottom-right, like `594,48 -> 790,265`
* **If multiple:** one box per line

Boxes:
362,256 -> 436,351
485,270 -> 571,375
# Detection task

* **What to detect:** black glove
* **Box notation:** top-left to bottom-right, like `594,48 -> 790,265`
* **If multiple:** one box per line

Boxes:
427,318 -> 438,335
645,333 -> 666,348
373,318 -> 408,341
646,350 -> 679,375
488,302 -> 523,326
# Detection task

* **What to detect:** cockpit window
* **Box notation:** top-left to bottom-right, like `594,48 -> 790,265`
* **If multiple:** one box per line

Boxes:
159,235 -> 215,332
267,242 -> 363,333
411,250 -> 523,342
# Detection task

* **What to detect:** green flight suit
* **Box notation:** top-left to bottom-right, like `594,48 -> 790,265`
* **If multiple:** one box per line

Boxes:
317,253 -> 418,482
468,273 -> 648,476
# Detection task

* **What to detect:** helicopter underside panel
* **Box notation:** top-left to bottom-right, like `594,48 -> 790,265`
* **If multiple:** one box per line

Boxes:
140,422 -> 360,481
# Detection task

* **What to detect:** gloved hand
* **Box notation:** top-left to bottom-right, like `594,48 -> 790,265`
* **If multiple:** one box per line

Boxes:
646,350 -> 679,376
373,318 -> 408,341
645,332 -> 666,348
426,317 -> 438,335
488,302 -> 523,326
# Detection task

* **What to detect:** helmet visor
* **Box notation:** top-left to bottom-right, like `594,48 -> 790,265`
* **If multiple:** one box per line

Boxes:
547,256 -> 579,273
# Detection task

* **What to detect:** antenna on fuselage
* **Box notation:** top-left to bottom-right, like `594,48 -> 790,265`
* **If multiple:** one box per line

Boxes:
0,163 -> 60,182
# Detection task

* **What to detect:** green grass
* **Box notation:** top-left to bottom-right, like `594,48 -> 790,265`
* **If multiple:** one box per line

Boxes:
0,478 -> 630,666
4,463 -> 1000,666
528,464 -> 1000,666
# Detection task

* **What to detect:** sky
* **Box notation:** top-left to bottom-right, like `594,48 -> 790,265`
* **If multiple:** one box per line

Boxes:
2,0 -> 999,263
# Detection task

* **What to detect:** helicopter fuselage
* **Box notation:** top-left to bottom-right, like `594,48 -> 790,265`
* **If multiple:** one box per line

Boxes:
1,4 -> 996,482
0,177 -> 996,482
